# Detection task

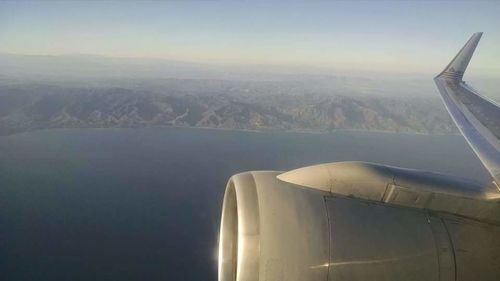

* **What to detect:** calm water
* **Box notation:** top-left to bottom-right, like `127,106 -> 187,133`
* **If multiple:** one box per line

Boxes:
0,127 -> 489,281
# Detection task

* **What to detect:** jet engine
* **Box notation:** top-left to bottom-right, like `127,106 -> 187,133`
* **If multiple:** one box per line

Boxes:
218,162 -> 500,281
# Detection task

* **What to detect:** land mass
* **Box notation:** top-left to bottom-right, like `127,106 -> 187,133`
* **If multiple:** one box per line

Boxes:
2,53 -> 498,136
0,82 -> 456,136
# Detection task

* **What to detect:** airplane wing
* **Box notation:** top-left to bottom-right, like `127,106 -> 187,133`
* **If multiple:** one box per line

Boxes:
434,32 -> 500,186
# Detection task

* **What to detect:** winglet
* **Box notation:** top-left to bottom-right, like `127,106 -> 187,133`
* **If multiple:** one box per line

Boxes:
434,32 -> 500,188
435,32 -> 483,81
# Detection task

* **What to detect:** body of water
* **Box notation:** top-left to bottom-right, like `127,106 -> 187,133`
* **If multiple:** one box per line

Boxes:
0,127 -> 489,281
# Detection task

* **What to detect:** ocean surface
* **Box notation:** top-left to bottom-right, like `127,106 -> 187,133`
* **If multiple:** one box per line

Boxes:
0,127 -> 490,281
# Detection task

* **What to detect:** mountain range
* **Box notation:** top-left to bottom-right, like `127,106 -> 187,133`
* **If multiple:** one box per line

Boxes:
0,83 -> 456,136
1,53 -> 498,136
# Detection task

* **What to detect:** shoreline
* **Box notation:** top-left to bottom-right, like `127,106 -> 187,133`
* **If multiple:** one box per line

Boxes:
0,124 -> 461,138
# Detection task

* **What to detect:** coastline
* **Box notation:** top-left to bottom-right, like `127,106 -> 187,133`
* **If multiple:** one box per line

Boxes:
0,124 -> 461,138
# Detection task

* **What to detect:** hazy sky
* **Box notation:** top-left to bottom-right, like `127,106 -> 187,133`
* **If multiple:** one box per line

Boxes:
1,1 -> 500,75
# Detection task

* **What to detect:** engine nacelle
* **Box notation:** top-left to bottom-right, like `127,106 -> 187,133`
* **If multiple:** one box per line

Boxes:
219,171 -> 330,281
218,163 -> 500,281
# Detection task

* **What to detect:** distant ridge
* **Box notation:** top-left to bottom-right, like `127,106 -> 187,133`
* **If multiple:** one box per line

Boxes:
0,82 -> 457,136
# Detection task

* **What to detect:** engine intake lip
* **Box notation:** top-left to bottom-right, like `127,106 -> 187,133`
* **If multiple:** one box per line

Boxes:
218,172 -> 260,281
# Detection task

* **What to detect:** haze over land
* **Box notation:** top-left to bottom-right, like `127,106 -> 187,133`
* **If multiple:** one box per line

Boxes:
2,53 -> 500,136
2,1 -> 500,136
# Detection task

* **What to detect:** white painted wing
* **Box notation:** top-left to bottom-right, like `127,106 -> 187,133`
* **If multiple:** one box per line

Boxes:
434,32 -> 500,184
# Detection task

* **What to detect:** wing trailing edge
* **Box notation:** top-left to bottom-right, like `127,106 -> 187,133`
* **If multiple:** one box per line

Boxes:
434,33 -> 500,187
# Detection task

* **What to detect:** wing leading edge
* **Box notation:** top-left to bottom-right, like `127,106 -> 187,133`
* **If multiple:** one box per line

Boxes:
434,32 -> 500,186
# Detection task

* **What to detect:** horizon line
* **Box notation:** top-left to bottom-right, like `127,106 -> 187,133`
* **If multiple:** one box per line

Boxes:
1,51 -> 499,78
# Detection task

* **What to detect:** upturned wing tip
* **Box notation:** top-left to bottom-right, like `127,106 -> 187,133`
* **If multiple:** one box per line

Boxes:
435,32 -> 483,81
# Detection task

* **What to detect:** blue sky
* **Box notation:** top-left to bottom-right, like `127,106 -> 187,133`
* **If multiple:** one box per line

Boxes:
1,1 -> 500,75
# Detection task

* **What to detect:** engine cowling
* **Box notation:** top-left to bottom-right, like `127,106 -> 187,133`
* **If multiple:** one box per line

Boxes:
218,171 -> 330,281
218,162 -> 500,281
